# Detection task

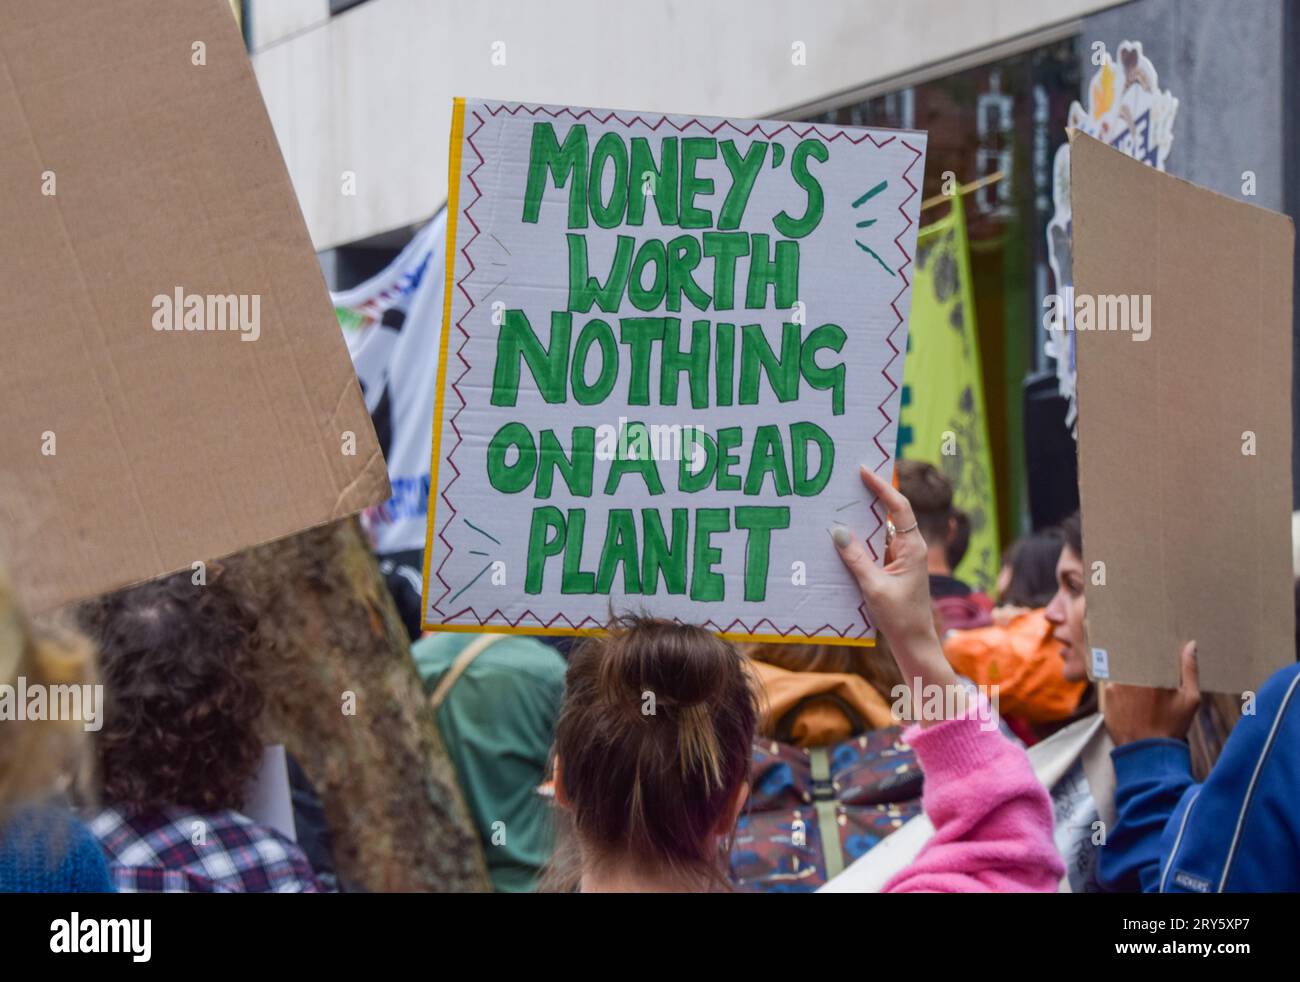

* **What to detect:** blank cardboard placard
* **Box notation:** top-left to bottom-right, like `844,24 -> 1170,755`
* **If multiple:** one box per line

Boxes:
0,0 -> 389,612
1072,132 -> 1294,692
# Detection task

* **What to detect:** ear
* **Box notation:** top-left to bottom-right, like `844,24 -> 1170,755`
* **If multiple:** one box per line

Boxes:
552,756 -> 572,811
946,515 -> 958,544
714,780 -> 750,838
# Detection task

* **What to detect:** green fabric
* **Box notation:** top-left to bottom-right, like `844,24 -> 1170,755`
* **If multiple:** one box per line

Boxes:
411,632 -> 566,892
898,197 -> 1000,593
808,747 -> 845,880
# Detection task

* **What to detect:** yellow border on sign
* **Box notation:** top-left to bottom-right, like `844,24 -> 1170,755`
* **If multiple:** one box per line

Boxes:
420,622 -> 875,647
419,97 -> 875,648
419,97 -> 466,633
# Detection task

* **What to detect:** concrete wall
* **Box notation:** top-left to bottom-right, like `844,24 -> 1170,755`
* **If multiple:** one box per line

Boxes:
248,0 -> 328,50
249,0 -> 1124,250
1081,0 -> 1286,210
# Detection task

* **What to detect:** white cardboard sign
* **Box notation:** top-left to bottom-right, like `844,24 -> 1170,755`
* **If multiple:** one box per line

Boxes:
422,99 -> 927,644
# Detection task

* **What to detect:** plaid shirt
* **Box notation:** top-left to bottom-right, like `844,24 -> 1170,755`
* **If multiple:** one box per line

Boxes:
88,806 -> 323,893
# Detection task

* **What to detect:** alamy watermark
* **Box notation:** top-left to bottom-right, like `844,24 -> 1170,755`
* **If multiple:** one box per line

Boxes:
151,287 -> 261,341
890,680 -> 1001,732
1043,287 -> 1151,342
50,912 -> 150,962
595,417 -> 707,463
0,677 -> 103,732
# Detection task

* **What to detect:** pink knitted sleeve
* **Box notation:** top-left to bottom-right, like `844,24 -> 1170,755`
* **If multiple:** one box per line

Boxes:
883,708 -> 1065,893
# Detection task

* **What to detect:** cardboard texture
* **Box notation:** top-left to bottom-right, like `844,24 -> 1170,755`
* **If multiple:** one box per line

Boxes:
1071,132 -> 1294,692
423,98 -> 926,643
0,0 -> 389,612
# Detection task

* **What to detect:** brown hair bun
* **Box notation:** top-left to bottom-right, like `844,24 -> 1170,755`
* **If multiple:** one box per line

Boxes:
554,614 -> 758,887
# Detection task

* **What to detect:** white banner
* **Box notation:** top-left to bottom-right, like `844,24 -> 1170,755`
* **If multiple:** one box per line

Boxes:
333,213 -> 446,556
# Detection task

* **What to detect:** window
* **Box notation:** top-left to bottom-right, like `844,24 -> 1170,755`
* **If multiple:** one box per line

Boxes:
805,38 -> 1081,538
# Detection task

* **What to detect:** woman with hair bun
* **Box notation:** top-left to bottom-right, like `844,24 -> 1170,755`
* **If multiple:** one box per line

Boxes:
549,466 -> 1065,892
549,616 -> 758,891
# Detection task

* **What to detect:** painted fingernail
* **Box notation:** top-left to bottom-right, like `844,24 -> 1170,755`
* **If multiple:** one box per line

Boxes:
830,526 -> 851,548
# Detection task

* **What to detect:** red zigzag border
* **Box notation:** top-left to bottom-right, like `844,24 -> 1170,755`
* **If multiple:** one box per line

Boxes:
433,102 -> 922,640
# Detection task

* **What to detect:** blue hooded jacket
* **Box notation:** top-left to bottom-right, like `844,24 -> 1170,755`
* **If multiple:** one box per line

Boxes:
1099,661 -> 1300,892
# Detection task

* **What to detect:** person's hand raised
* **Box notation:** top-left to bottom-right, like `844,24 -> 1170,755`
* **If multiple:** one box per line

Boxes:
832,465 -> 937,649
832,465 -> 959,705
1103,641 -> 1202,745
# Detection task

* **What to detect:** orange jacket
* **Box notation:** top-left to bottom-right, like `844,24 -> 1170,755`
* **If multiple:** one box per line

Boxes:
748,659 -> 897,747
942,609 -> 1086,724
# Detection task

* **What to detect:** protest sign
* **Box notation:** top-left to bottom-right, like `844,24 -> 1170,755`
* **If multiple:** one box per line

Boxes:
1071,132 -> 1293,692
422,99 -> 926,643
0,0 -> 389,612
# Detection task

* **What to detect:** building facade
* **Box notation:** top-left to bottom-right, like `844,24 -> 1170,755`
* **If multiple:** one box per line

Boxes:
246,0 -> 1300,529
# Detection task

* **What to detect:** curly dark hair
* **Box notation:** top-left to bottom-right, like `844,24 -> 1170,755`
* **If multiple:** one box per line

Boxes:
78,565 -> 265,812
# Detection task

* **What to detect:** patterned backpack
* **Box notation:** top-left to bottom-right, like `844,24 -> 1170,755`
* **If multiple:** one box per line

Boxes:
730,700 -> 924,892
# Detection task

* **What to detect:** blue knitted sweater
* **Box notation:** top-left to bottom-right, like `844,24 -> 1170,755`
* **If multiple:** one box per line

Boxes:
0,806 -> 115,893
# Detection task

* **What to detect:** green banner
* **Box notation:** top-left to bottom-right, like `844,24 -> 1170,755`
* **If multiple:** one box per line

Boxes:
898,199 -> 999,593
